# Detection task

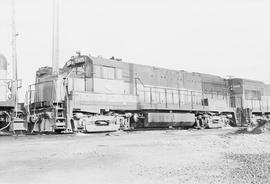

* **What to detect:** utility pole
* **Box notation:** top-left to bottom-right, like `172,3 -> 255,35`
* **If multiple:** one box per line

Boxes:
11,0 -> 18,116
52,0 -> 59,75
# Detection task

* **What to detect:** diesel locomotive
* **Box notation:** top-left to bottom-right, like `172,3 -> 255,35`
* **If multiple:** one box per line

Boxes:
0,54 -> 15,132
25,52 -> 270,133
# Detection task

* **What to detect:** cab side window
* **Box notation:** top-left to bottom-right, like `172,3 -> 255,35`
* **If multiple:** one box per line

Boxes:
94,65 -> 122,80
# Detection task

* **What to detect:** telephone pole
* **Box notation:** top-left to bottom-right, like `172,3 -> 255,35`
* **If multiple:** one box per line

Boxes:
52,0 -> 59,75
11,0 -> 18,115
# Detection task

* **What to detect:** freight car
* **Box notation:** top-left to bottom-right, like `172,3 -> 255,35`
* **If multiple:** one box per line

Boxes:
25,52 -> 269,133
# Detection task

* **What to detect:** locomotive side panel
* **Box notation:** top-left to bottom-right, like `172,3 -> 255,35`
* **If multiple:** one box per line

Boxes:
182,72 -> 202,91
133,64 -> 182,110
182,72 -> 204,110
92,58 -> 132,95
33,75 -> 65,106
200,73 -> 230,111
131,62 -> 233,112
228,78 -> 243,108
0,55 -> 8,102
71,91 -> 138,113
229,78 -> 270,113
242,79 -> 265,112
264,85 -> 270,112
0,54 -> 15,107
65,57 -> 139,113
0,54 -> 15,131
133,64 -> 183,89
89,57 -> 232,113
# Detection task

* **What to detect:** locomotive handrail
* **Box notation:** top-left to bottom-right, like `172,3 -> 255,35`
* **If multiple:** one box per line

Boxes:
134,76 -> 232,110
0,79 -> 13,81
27,80 -> 56,110
135,77 -> 200,94
28,80 -> 55,88
135,77 -> 145,87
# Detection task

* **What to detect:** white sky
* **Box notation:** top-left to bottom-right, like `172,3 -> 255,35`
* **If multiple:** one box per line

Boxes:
0,0 -> 270,102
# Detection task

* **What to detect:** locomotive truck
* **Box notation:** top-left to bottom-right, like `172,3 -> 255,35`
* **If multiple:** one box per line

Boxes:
24,52 -> 270,133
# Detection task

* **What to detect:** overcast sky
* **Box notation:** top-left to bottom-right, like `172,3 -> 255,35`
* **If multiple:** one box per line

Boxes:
0,0 -> 270,102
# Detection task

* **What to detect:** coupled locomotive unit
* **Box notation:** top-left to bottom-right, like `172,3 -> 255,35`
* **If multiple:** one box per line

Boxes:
0,54 -> 15,132
25,52 -> 270,133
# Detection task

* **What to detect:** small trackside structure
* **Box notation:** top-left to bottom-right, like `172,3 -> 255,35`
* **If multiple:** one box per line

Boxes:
24,52 -> 270,133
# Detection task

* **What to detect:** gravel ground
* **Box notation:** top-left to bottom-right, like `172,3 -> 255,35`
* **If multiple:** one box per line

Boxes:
0,128 -> 270,184
226,153 -> 270,184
